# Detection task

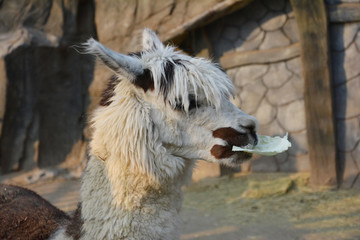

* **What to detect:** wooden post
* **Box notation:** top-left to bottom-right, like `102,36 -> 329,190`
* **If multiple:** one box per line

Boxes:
290,0 -> 337,187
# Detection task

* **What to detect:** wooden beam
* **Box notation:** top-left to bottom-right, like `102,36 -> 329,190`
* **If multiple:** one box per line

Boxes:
327,3 -> 360,23
290,0 -> 337,187
162,0 -> 253,42
220,43 -> 300,69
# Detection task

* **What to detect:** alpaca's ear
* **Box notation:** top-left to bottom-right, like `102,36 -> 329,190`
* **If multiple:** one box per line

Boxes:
142,28 -> 164,51
83,38 -> 145,81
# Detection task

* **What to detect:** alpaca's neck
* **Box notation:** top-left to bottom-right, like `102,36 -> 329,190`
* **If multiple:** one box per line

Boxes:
79,155 -> 194,240
76,83 -> 194,239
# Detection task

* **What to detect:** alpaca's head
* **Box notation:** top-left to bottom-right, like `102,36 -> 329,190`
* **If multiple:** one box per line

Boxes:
86,29 -> 258,175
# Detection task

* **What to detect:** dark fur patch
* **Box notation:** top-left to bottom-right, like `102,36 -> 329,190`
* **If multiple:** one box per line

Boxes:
160,59 -> 185,101
0,184 -> 70,240
210,144 -> 252,160
211,127 -> 250,160
100,75 -> 118,106
66,203 -> 83,240
128,51 -> 155,92
213,127 -> 249,147
160,60 -> 176,100
100,57 -> 184,101
133,68 -> 154,92
210,144 -> 234,159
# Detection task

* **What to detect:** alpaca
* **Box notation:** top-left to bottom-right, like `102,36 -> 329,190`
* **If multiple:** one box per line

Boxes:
0,29 -> 258,240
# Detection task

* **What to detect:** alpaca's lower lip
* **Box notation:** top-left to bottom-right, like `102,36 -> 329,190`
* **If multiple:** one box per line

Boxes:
238,152 -> 253,159
234,149 -> 253,159
230,152 -> 253,165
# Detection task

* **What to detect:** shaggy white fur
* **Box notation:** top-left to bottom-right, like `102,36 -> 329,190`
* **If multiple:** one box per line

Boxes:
52,28 -> 258,240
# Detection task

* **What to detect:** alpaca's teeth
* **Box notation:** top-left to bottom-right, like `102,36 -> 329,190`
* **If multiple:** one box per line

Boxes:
242,143 -> 253,150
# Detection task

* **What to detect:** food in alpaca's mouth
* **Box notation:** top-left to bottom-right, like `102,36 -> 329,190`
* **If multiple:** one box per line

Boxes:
232,134 -> 291,156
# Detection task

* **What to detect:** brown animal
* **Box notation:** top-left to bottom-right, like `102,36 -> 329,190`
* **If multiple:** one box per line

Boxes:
0,184 -> 81,240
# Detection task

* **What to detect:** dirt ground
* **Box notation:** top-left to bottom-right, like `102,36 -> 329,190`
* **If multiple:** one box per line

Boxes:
23,173 -> 360,240
181,173 -> 360,240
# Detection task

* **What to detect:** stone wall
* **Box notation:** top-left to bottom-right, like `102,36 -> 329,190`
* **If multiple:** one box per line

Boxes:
181,0 -> 310,174
223,1 -> 309,173
211,0 -> 360,188
182,0 -> 360,188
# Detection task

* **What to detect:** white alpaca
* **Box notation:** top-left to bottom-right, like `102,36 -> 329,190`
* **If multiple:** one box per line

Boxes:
0,29 -> 258,240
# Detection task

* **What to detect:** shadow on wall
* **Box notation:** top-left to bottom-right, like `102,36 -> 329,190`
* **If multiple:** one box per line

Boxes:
1,47 -> 94,172
207,0 -> 293,60
330,23 -> 347,187
0,0 -> 97,174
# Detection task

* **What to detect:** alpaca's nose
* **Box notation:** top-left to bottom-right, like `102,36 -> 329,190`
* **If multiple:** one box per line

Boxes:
240,119 -> 258,146
249,128 -> 258,146
239,115 -> 258,132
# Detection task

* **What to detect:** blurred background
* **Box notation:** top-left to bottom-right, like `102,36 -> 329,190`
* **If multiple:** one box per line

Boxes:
1,0 -> 359,189
1,1 -> 360,239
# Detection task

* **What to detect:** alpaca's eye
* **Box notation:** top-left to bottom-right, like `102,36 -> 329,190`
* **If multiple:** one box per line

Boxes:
188,99 -> 198,111
188,95 -> 203,111
173,95 -> 201,112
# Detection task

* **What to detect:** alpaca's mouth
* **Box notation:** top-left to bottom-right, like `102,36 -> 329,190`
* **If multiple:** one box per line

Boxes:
231,143 -> 254,153
230,133 -> 258,156
210,126 -> 258,162
231,144 -> 253,159
233,149 -> 253,160
217,144 -> 253,166
229,140 -> 256,162
210,143 -> 253,160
